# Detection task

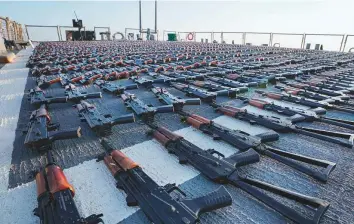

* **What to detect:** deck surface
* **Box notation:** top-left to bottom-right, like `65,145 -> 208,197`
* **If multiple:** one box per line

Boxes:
1,45 -> 354,224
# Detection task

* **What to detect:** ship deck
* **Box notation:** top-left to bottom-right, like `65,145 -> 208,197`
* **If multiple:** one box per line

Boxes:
1,43 -> 354,224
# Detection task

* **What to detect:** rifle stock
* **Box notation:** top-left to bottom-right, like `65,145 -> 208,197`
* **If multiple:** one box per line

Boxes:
49,127 -> 82,142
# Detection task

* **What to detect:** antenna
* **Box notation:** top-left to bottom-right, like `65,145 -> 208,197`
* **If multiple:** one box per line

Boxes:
72,11 -> 83,40
74,11 -> 79,20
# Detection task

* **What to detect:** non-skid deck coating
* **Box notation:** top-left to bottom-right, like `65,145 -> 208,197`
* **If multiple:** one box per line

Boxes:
1,47 -> 354,224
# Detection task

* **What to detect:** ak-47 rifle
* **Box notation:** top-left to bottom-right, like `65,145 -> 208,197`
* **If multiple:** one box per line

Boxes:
59,73 -> 74,86
37,75 -> 61,89
24,105 -> 82,149
97,142 -> 232,224
188,80 -> 238,98
256,90 -> 354,114
215,104 -> 354,148
60,70 -> 101,87
67,71 -> 101,85
130,76 -> 158,87
151,86 -> 200,111
283,86 -> 354,109
95,80 -> 138,94
76,100 -> 135,136
170,82 -> 217,103
103,70 -> 130,81
313,81 -> 354,94
29,86 -> 68,107
224,73 -> 259,87
64,84 -> 102,103
121,93 -> 174,121
248,98 -> 354,130
34,151 -> 104,223
279,81 -> 350,99
152,126 -> 330,224
285,82 -> 348,98
183,113 -> 336,182
79,71 -> 103,85
207,76 -> 249,91
161,71 -> 203,81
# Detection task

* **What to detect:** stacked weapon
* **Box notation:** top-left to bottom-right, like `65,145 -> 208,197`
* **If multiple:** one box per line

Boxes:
95,80 -> 138,94
121,93 -> 174,120
24,105 -> 82,150
151,86 -> 200,111
76,100 -> 135,136
215,104 -> 354,148
64,84 -> 102,103
34,151 -> 104,223
98,143 -> 232,224
184,113 -> 336,182
152,126 -> 330,224
29,86 -> 67,107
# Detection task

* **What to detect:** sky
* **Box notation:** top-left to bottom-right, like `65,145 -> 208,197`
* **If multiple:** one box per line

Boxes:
1,0 -> 354,51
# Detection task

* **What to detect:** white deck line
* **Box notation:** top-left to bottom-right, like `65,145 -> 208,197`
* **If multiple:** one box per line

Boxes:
0,48 -> 33,193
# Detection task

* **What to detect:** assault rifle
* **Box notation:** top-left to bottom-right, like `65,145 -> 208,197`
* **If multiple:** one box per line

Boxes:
95,80 -> 138,94
248,98 -> 354,130
161,71 -> 203,81
24,105 -> 82,149
98,143 -> 232,224
78,72 -> 103,85
284,87 -> 354,109
76,100 -> 135,136
29,86 -> 67,107
188,80 -> 238,98
256,90 -> 354,114
103,70 -> 130,81
151,86 -> 200,111
153,126 -> 330,224
170,82 -> 217,103
184,113 -> 336,182
313,81 -> 354,93
207,76 -> 249,91
224,74 -> 260,87
59,73 -> 75,86
281,82 -> 349,99
34,151 -> 104,223
37,75 -> 61,89
65,84 -> 102,103
130,76 -> 162,87
215,104 -> 354,148
121,93 -> 174,120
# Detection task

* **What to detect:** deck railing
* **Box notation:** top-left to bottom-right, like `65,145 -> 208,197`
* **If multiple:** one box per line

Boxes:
22,23 -> 354,53
164,30 -> 354,52
0,16 -> 24,41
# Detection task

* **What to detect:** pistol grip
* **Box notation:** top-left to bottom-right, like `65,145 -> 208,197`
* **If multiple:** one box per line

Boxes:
181,186 -> 232,217
224,148 -> 260,167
